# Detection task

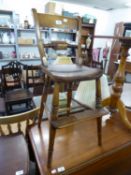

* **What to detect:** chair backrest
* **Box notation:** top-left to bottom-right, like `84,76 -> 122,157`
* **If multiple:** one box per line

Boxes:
23,64 -> 45,88
1,61 -> 24,93
32,8 -> 82,66
0,107 -> 40,136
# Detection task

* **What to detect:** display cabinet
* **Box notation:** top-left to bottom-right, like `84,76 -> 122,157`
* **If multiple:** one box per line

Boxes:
17,28 -> 39,61
0,10 -> 17,63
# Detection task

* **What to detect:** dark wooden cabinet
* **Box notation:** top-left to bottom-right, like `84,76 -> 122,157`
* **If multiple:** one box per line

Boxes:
81,23 -> 96,65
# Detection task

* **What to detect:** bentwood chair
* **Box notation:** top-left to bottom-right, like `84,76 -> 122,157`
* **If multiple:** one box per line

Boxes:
32,8 -> 108,168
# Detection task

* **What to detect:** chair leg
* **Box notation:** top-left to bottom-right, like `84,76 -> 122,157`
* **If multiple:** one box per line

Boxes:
47,82 -> 59,169
97,117 -> 102,146
38,76 -> 50,127
47,125 -> 56,169
95,78 -> 102,108
67,83 -> 72,116
96,78 -> 102,146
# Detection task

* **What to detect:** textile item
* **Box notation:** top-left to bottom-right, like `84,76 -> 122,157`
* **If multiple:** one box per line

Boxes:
103,47 -> 109,59
92,48 -> 101,61
74,74 -> 110,109
53,56 -> 73,64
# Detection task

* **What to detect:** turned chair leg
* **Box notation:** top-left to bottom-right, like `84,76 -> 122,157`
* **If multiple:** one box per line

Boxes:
96,78 -> 102,146
97,117 -> 102,146
47,125 -> 56,168
38,76 -> 50,127
47,82 -> 59,168
67,83 -> 73,116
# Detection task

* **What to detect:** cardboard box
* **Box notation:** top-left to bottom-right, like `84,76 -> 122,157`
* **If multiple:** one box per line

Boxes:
18,38 -> 34,45
45,2 -> 56,14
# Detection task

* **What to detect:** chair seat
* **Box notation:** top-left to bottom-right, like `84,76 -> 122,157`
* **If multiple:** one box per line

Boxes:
41,64 -> 103,82
5,89 -> 33,103
0,133 -> 29,175
5,89 -> 34,114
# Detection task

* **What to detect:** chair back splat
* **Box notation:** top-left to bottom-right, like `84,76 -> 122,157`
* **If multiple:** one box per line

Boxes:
1,61 -> 24,93
0,107 -> 40,136
32,8 -> 82,66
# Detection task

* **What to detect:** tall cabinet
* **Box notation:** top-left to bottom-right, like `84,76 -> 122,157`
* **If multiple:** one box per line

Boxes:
81,23 -> 96,65
108,22 -> 125,78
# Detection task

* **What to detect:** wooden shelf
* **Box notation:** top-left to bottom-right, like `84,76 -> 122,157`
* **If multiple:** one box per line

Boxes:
0,58 -> 17,61
51,29 -> 76,34
20,58 -> 40,61
44,42 -> 77,48
82,23 -> 95,28
0,43 -> 16,46
18,44 -> 37,46
17,28 -> 35,32
17,28 -> 48,32
0,27 -> 14,30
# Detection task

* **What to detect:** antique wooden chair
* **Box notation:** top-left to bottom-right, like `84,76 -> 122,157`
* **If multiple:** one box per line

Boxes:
0,107 -> 39,174
32,8 -> 108,168
1,61 -> 24,93
23,64 -> 45,95
1,61 -> 34,114
23,65 -> 45,89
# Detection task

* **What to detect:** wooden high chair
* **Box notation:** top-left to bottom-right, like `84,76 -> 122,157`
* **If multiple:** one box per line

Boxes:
32,8 -> 108,168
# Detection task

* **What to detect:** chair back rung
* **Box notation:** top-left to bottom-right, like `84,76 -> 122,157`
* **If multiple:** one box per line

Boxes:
0,107 -> 40,136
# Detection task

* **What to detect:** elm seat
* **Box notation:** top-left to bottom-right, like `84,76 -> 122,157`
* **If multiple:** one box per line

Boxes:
41,64 -> 103,82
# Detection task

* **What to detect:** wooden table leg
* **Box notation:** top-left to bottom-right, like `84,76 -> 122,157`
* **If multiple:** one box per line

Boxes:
102,44 -> 131,129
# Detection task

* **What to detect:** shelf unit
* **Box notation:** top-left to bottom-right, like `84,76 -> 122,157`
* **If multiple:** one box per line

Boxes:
0,10 -> 18,64
0,9 -> 96,66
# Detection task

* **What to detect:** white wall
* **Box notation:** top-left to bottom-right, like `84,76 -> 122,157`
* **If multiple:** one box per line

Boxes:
109,8 -> 131,25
